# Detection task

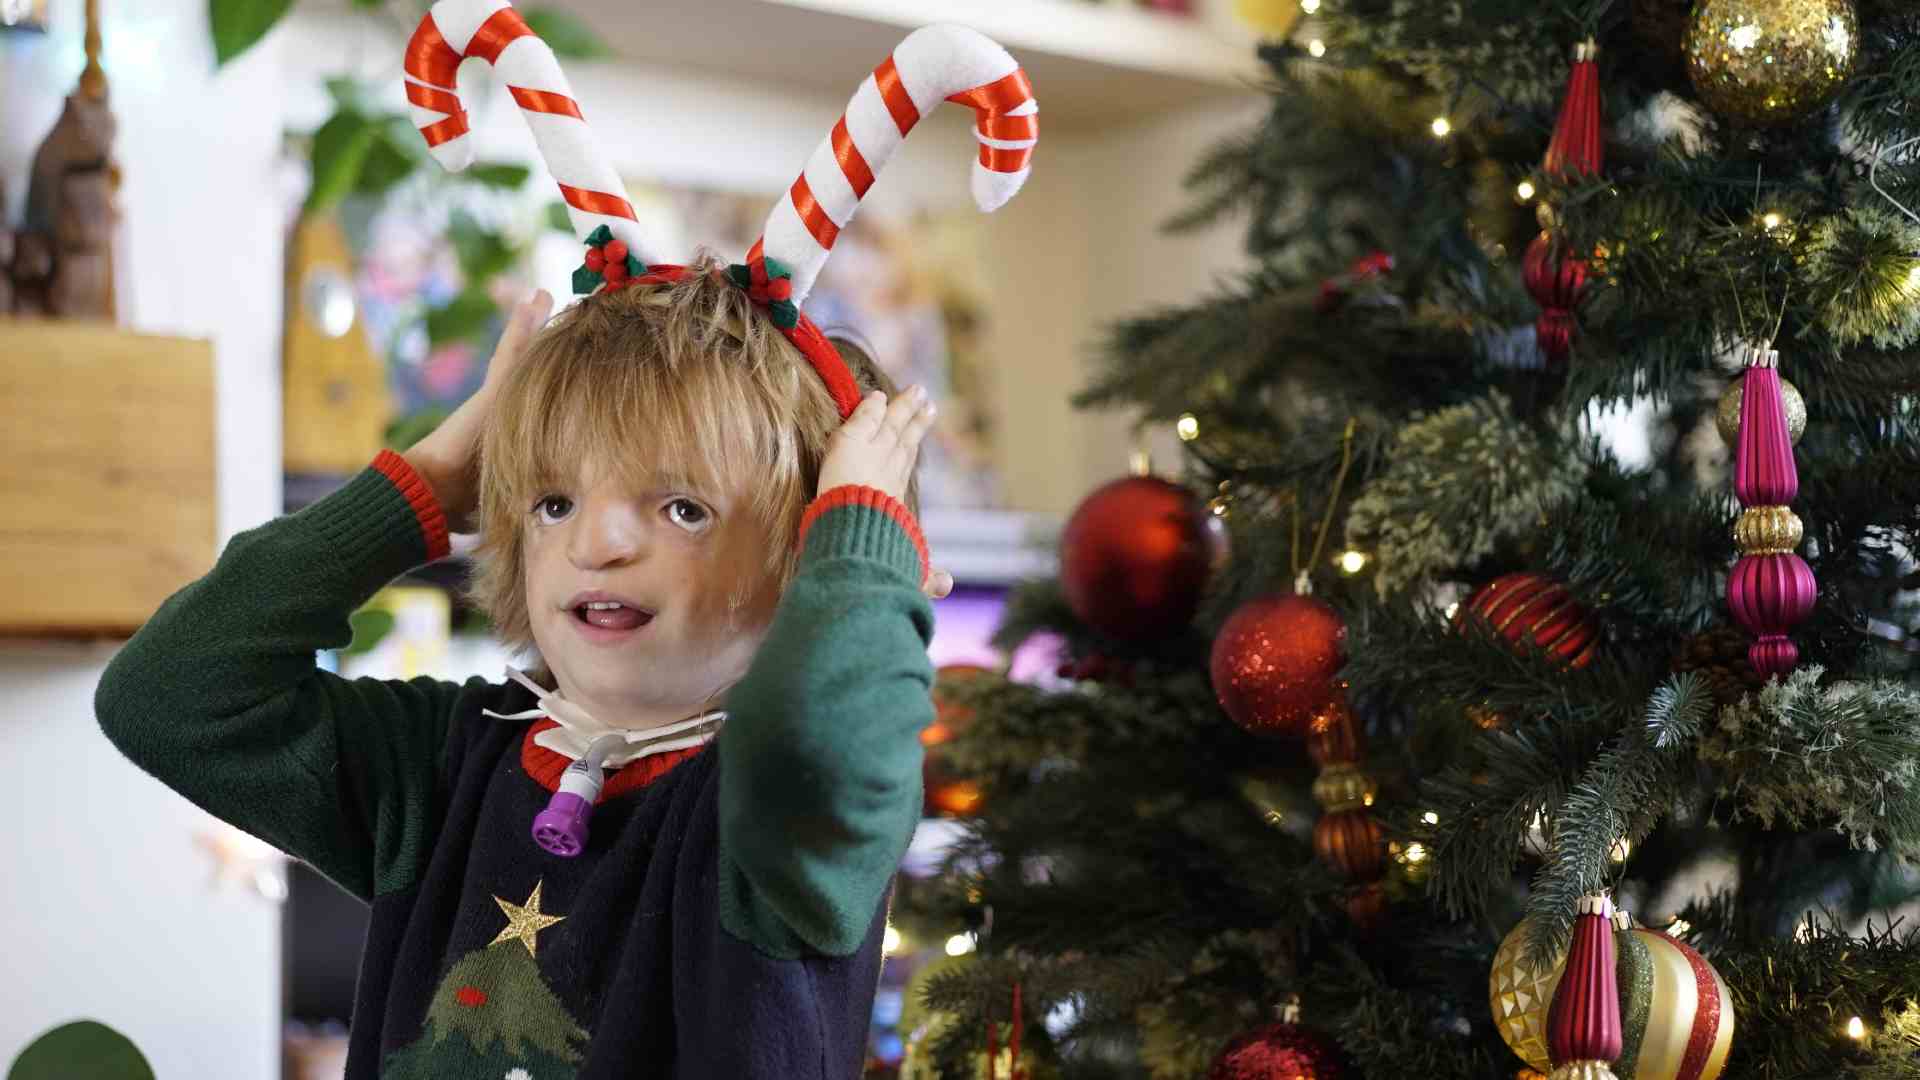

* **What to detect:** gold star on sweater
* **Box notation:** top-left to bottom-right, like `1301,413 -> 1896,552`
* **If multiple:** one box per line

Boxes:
490,880 -> 566,957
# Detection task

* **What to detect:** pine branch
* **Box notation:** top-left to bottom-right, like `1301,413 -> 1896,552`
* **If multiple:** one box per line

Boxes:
1521,674 -> 1714,964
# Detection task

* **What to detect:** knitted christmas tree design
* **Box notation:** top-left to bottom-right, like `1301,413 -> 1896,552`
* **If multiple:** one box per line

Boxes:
383,881 -> 589,1079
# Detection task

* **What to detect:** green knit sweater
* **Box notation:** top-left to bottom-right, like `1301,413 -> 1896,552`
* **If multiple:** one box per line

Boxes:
94,454 -> 937,961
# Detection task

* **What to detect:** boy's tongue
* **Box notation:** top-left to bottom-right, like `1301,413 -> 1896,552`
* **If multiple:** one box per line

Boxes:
582,606 -> 647,630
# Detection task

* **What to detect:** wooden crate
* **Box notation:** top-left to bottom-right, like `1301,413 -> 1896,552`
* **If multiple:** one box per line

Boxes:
0,320 -> 216,637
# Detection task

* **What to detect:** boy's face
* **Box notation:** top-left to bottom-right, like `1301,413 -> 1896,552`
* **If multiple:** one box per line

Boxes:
522,453 -> 783,728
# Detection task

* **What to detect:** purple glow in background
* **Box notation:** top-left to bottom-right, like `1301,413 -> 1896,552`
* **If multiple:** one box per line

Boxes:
928,586 -> 1064,684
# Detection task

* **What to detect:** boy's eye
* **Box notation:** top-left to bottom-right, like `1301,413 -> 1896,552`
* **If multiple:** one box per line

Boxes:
666,498 -> 711,532
533,495 -> 573,524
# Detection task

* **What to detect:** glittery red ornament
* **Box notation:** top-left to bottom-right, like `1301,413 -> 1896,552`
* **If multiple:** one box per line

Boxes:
1460,571 -> 1600,670
923,664 -> 994,817
1060,476 -> 1223,642
1210,593 -> 1348,737
1207,1023 -> 1347,1080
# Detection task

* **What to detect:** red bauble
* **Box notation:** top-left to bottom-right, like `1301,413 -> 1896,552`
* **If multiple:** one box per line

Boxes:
1460,572 -> 1600,670
1210,594 -> 1348,737
1207,1023 -> 1347,1080
1060,476 -> 1222,641
922,664 -> 994,817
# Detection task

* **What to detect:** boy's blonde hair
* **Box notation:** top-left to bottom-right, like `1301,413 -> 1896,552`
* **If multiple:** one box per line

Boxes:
465,254 -> 915,665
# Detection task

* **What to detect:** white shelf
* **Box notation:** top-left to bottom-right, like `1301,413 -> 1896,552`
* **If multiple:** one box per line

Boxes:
566,0 -> 1266,128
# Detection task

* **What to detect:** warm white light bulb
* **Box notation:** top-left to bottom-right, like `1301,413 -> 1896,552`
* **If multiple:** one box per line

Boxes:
883,925 -> 903,955
1848,1016 -> 1867,1040
1177,413 -> 1200,441
1516,180 -> 1536,201
1403,842 -> 1428,864
1307,39 -> 1326,58
1338,550 -> 1367,574
945,933 -> 976,957
1421,811 -> 1440,826
1431,116 -> 1452,138
1300,0 -> 1321,12
1762,211 -> 1783,230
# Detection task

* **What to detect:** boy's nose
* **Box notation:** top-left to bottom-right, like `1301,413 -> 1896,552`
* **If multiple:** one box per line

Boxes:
566,502 -> 649,570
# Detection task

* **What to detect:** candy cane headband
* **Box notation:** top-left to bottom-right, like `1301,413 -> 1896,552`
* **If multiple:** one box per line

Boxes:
405,1 -> 1039,420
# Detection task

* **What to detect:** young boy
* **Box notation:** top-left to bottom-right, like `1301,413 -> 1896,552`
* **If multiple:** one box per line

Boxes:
95,266 -> 946,1078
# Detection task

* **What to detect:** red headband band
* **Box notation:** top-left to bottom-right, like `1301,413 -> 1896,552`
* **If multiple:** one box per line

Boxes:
573,227 -> 862,420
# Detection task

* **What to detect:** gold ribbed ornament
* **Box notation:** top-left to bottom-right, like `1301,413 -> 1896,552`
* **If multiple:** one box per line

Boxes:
1734,505 -> 1804,554
1312,762 -> 1378,812
1490,920 -> 1568,1072
1549,1064 -> 1620,1080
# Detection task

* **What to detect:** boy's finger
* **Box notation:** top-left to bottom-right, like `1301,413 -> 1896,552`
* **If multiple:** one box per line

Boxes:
840,391 -> 888,438
492,289 -> 552,364
879,386 -> 925,439
899,397 -> 937,450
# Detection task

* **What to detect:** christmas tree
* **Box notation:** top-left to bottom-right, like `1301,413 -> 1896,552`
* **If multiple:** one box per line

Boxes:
382,882 -> 590,1079
894,1 -> 1920,1077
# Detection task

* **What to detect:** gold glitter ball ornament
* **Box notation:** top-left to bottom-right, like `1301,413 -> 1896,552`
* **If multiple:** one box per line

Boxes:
1716,377 -> 1806,445
1684,0 -> 1858,127
1490,920 -> 1568,1073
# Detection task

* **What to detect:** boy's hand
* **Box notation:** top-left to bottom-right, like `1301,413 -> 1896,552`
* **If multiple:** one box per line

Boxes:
818,387 -> 949,598
402,290 -> 553,534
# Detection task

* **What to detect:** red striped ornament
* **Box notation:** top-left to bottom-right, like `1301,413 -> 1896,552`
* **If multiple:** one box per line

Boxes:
1614,929 -> 1735,1080
1461,572 -> 1601,670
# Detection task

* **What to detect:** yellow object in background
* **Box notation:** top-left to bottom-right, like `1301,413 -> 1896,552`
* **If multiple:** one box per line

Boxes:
340,586 -> 451,681
282,216 -> 392,474
1234,0 -> 1304,37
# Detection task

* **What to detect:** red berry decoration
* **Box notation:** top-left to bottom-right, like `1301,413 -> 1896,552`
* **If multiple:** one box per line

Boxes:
1207,1023 -> 1347,1080
1060,476 -> 1223,642
1210,593 -> 1348,738
603,239 -> 628,263
1460,571 -> 1600,670
583,248 -> 606,272
603,260 -> 629,287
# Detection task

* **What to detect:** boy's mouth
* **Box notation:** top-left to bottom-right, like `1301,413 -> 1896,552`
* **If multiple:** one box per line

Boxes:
573,601 -> 655,631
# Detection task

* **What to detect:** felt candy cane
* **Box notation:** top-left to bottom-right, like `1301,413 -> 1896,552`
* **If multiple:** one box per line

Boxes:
751,24 -> 1039,305
404,0 -> 644,255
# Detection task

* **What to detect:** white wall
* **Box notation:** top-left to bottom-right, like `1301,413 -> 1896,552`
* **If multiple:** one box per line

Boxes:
983,97 -> 1265,512
2,2 -> 289,1076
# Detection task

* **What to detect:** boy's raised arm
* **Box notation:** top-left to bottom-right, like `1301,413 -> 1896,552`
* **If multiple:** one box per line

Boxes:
96,291 -> 552,902
717,484 -> 935,958
95,452 -> 477,902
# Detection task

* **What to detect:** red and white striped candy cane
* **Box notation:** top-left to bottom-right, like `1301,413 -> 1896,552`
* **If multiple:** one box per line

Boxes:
404,0 -> 643,254
752,24 -> 1038,305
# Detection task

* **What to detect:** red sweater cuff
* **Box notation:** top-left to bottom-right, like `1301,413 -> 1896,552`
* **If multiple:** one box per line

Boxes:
797,485 -> 931,584
371,450 -> 452,563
